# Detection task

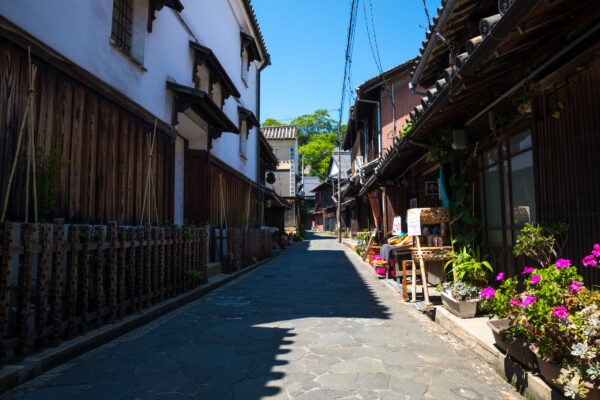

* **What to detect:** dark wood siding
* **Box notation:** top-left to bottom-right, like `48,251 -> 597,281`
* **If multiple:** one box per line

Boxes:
0,39 -> 174,224
533,64 -> 600,286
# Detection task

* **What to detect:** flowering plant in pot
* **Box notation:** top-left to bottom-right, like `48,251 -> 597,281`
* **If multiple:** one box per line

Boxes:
483,248 -> 600,399
437,246 -> 492,318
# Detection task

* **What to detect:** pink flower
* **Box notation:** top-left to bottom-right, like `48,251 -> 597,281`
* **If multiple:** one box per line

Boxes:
593,244 -> 600,258
552,306 -> 568,319
522,296 -> 537,307
480,287 -> 496,300
570,280 -> 583,294
530,275 -> 541,285
525,321 -> 530,327
555,259 -> 571,269
583,255 -> 598,266
522,266 -> 535,275
496,272 -> 505,281
509,297 -> 522,306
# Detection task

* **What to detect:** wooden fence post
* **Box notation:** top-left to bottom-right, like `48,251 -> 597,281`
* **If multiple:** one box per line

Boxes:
158,228 -> 165,300
66,226 -> 79,338
107,222 -> 118,323
17,224 -> 34,355
118,227 -> 127,315
50,219 -> 65,344
128,227 -> 138,312
92,226 -> 105,326
0,223 -> 14,358
79,225 -> 91,333
34,224 -> 51,346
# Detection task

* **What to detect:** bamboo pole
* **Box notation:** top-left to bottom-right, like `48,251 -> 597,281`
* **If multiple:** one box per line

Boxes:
140,119 -> 157,226
1,47 -> 38,223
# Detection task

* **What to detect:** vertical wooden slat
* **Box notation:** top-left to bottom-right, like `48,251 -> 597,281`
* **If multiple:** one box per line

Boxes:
158,228 -> 165,299
143,223 -> 151,307
17,224 -> 34,355
96,102 -> 108,224
118,227 -> 127,315
164,227 -> 171,296
151,228 -> 158,302
0,223 -> 14,357
135,124 -> 144,223
65,226 -> 78,337
69,85 -> 84,221
56,79 -> 73,218
81,94 -> 98,223
136,227 -> 144,309
34,224 -> 51,345
93,226 -> 104,323
128,227 -> 138,312
50,219 -> 64,343
118,113 -> 129,222
79,225 -> 90,332
126,119 -> 135,224
107,107 -> 119,222
107,222 -> 118,322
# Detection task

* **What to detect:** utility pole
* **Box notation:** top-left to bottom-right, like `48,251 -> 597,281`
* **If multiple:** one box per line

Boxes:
337,129 -> 342,243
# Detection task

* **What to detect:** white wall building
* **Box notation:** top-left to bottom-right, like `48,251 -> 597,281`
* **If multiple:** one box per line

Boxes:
0,0 -> 270,226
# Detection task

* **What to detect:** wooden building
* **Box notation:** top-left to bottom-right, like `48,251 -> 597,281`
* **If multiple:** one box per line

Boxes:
341,59 -> 422,237
261,125 -> 300,233
0,0 -> 270,228
371,0 -> 600,283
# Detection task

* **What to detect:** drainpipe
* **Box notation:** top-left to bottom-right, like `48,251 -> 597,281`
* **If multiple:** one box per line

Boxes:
256,54 -> 271,226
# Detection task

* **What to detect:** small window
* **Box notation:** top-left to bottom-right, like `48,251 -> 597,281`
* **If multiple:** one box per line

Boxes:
241,48 -> 249,85
111,0 -> 133,55
239,121 -> 248,158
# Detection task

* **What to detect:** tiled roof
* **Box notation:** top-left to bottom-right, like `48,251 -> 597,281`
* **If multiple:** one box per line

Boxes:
329,151 -> 352,179
302,176 -> 320,195
260,125 -> 298,140
241,0 -> 270,65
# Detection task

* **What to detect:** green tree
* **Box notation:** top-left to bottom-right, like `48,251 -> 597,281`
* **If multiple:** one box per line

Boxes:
262,118 -> 284,126
291,109 -> 338,146
299,132 -> 337,179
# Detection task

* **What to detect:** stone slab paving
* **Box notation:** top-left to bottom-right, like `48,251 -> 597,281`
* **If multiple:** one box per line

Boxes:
2,233 -> 522,400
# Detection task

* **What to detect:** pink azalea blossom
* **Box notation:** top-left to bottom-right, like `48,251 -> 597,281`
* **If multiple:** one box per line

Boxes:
552,306 -> 568,319
525,321 -> 530,327
496,272 -> 505,281
583,255 -> 598,267
570,280 -> 583,294
509,297 -> 522,306
480,287 -> 496,300
555,258 -> 571,269
593,244 -> 600,258
522,296 -> 537,307
522,266 -> 535,275
530,275 -> 541,285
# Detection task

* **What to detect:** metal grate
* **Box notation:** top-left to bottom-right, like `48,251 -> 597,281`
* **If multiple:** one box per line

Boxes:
111,0 -> 133,55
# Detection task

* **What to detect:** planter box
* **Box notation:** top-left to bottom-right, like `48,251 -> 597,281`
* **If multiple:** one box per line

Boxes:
487,319 -> 537,370
535,352 -> 600,400
440,291 -> 480,318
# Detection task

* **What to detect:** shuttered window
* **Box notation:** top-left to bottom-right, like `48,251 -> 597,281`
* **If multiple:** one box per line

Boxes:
111,0 -> 133,55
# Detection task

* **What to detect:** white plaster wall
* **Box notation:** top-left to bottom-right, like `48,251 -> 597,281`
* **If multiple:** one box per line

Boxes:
1,0 -> 267,215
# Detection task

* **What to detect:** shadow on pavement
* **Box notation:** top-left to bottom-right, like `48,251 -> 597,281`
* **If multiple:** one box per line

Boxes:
15,234 -> 389,400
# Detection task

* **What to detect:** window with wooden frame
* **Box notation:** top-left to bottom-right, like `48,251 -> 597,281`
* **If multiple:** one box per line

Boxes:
111,0 -> 133,55
477,129 -> 536,246
239,120 -> 248,158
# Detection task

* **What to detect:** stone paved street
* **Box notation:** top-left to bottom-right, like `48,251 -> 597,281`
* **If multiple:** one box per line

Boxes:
4,234 -> 521,400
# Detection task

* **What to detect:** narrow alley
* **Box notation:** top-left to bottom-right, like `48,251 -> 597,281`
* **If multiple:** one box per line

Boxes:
5,234 -> 521,400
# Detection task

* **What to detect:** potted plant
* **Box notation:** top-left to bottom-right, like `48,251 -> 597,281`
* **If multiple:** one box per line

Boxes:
437,281 -> 482,318
483,244 -> 600,400
482,222 -> 569,371
437,246 -> 493,318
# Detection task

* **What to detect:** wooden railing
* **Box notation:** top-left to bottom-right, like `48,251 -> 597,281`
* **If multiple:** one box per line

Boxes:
0,220 -> 211,363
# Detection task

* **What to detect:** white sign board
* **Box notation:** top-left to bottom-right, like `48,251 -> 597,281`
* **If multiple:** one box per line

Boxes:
407,209 -> 422,236
371,227 -> 378,237
392,216 -> 402,236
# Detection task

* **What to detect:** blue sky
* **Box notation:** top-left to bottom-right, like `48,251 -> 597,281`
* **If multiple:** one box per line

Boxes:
253,0 -> 439,124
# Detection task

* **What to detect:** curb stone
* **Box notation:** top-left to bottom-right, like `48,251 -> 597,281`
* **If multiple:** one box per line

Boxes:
0,251 -> 281,394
